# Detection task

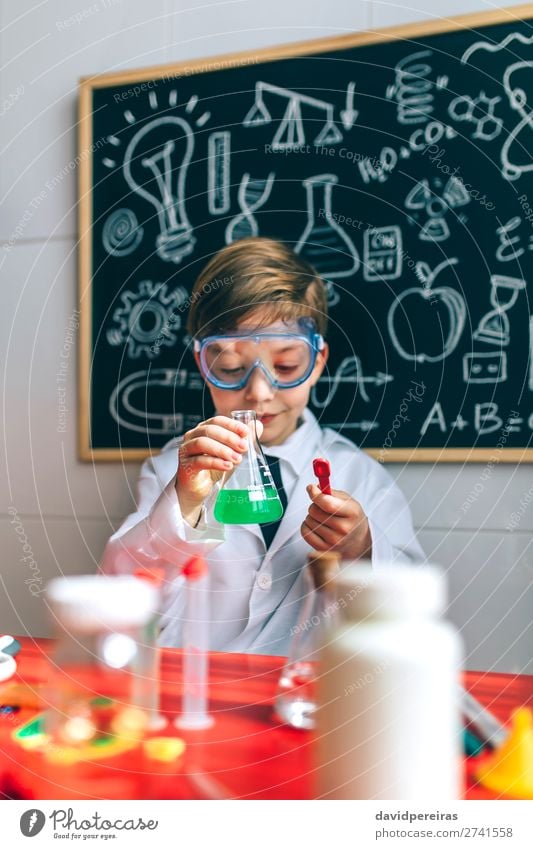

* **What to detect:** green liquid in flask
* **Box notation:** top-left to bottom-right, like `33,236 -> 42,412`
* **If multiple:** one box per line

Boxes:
214,486 -> 283,524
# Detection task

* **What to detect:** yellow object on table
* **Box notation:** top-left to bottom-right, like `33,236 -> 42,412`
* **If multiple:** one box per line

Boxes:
143,737 -> 186,762
476,707 -> 533,799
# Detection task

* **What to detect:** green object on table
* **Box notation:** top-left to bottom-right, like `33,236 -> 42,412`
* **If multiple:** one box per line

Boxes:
464,727 -> 486,757
214,487 -> 283,524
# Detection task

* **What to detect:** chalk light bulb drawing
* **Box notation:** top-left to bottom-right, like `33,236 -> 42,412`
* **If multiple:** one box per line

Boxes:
123,116 -> 196,264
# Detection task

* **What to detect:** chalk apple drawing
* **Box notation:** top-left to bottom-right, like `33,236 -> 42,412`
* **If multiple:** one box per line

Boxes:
387,257 -> 466,363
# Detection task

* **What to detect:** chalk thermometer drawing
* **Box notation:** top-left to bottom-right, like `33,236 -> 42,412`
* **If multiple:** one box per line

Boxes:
207,131 -> 231,215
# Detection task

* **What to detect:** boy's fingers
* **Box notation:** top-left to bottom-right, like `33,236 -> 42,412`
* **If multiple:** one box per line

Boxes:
186,424 -> 248,453
301,522 -> 337,552
302,516 -> 340,546
306,484 -> 354,517
308,503 -> 352,535
180,436 -> 243,465
180,455 -> 234,473
203,415 -> 249,437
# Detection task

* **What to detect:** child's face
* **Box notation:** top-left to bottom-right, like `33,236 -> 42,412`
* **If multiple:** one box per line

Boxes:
194,311 -> 329,446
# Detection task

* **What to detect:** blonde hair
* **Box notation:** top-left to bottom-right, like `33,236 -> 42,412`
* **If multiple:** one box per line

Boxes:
186,237 -> 328,338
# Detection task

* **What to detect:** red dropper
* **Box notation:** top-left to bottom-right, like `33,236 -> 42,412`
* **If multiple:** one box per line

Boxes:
313,457 -> 332,495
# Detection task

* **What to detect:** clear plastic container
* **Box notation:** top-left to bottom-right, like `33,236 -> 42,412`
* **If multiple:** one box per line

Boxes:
275,552 -> 339,730
44,575 -> 159,751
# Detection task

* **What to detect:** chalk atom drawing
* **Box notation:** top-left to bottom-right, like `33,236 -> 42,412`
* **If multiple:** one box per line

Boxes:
501,62 -> 533,181
102,208 -> 144,256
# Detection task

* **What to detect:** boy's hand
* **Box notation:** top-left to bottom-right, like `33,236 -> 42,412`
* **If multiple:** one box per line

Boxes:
301,485 -> 372,560
176,415 -> 262,525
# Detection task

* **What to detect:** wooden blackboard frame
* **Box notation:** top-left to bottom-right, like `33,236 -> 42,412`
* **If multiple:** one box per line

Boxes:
78,3 -> 533,463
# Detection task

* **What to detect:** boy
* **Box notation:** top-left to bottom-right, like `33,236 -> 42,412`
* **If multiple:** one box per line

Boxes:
101,237 -> 424,654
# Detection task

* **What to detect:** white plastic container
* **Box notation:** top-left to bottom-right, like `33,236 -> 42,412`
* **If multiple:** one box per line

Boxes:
315,563 -> 463,800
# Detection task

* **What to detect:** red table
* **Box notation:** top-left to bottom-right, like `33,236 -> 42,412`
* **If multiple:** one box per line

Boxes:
1,638 -> 531,800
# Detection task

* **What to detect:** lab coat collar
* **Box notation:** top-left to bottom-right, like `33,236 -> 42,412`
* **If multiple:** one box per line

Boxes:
260,407 -> 323,479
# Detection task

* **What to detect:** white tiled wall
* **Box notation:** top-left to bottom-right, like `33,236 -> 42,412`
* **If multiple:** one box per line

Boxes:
1,0 -> 530,672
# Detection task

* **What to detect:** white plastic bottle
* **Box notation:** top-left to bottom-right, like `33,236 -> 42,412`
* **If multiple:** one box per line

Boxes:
315,563 -> 463,800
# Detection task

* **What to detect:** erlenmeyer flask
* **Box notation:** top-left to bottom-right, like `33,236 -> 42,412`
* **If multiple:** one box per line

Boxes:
295,174 -> 360,279
214,410 -> 284,525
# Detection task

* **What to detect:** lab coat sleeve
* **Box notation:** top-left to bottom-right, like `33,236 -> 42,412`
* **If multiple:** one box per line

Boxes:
357,458 -> 425,567
99,452 -> 225,576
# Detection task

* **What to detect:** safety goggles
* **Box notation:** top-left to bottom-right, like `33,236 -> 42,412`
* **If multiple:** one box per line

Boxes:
194,318 -> 325,390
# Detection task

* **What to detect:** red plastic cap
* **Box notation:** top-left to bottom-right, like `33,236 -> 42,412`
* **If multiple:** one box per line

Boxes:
182,556 -> 208,581
133,567 -> 165,586
313,458 -> 331,479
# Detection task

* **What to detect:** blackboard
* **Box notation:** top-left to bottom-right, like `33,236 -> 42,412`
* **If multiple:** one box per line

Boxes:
79,5 -> 533,461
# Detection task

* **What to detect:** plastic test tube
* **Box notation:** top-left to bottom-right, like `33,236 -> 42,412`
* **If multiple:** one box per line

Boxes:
175,556 -> 214,730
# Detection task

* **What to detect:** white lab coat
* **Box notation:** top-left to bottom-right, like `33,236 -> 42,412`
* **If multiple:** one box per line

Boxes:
100,408 -> 424,655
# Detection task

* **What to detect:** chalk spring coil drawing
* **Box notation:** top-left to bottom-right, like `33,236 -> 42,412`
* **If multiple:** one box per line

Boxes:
102,208 -> 144,256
